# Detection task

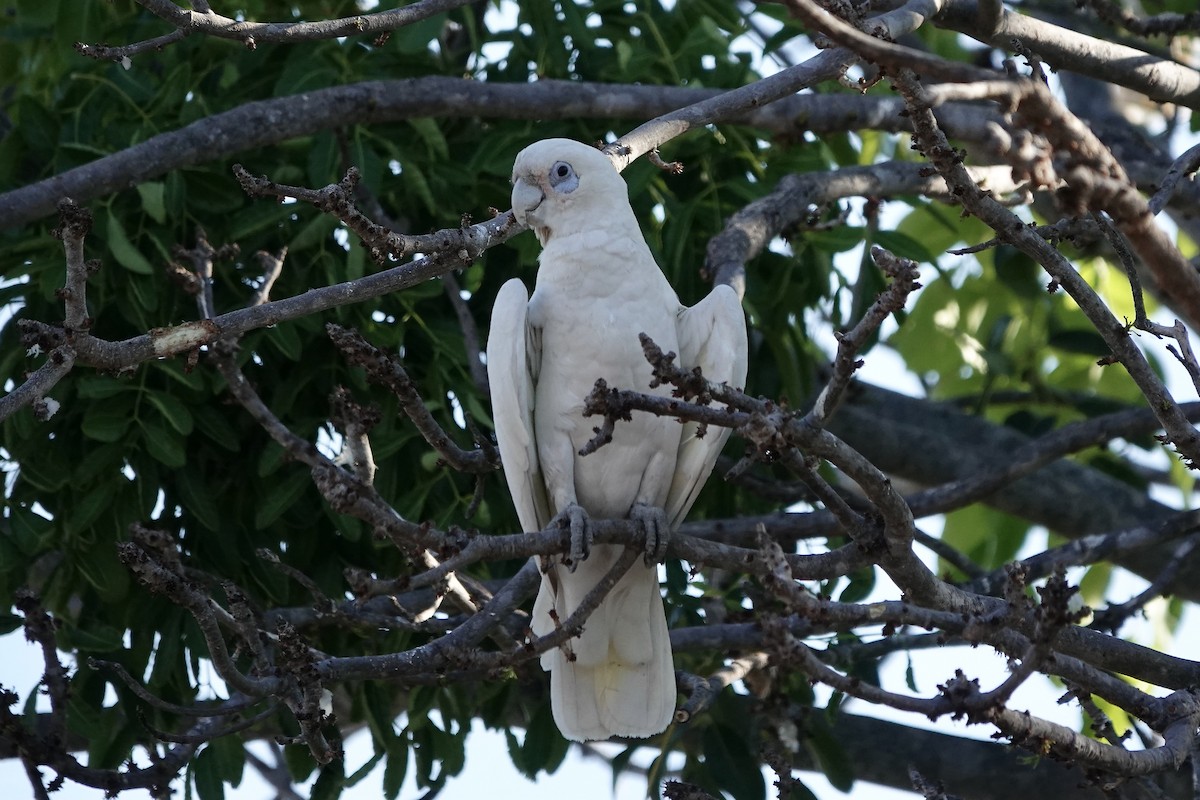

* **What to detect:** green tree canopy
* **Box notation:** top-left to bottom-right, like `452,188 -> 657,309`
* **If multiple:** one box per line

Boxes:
3,0 -> 1200,798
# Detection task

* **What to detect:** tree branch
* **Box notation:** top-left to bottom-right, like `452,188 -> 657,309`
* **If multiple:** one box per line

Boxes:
77,0 -> 480,60
934,0 -> 1200,107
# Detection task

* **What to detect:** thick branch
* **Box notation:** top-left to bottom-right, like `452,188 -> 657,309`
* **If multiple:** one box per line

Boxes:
17,208 -> 517,373
935,0 -> 1200,107
605,0 -> 942,169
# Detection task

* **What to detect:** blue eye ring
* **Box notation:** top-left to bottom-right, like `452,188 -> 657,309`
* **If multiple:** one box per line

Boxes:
549,161 -> 579,193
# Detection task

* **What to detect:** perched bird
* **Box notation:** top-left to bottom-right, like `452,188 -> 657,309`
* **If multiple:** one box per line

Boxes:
487,138 -> 747,742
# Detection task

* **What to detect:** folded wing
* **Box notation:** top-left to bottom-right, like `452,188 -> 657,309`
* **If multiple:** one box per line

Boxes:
486,278 -> 552,535
665,284 -> 749,529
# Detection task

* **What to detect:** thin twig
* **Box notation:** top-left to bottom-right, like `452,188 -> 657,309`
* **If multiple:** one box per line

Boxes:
76,0 -> 480,59
442,271 -> 489,397
809,245 -> 921,425
326,323 -> 498,474
0,346 -> 75,424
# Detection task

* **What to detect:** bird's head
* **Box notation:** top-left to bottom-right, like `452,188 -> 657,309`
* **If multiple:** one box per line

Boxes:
510,139 -> 629,245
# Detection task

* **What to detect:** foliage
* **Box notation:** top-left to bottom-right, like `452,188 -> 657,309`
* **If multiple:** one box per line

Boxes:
2,0 -> 1200,798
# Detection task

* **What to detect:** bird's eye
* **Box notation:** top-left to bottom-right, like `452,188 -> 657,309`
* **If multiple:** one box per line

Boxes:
548,161 -> 578,193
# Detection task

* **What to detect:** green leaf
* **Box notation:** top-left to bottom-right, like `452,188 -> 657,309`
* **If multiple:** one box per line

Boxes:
192,405 -> 241,452
425,727 -> 462,783
74,540 -> 130,603
1048,329 -> 1111,357
192,746 -> 225,800
364,682 -> 400,746
154,359 -> 206,392
895,200 -> 985,257
82,396 -> 136,442
383,741 -> 409,800
67,693 -> 105,743
346,750 -> 384,787
148,390 -> 195,436
60,620 -> 125,652
905,653 -> 918,692
136,181 -> 167,223
992,245 -> 1042,299
399,158 -> 437,215
7,505 -> 56,555
310,758 -> 346,800
270,322 -> 303,361
127,271 -> 160,315
874,229 -> 936,263
77,375 -> 131,400
104,212 -> 155,274
787,781 -> 820,800
940,504 -> 1030,577
141,417 -> 187,468
407,118 -> 450,160
283,744 -> 317,784
609,745 -> 637,790
289,212 -> 338,251
257,440 -> 287,477
177,468 -> 224,532
1077,562 -> 1112,613
836,567 -> 875,604
804,225 -> 865,254
516,699 -> 568,778
254,469 -> 312,529
805,713 -> 855,791
702,722 -> 766,800
390,13 -> 446,53
208,735 -> 246,788
307,131 -> 340,186
89,709 -> 139,770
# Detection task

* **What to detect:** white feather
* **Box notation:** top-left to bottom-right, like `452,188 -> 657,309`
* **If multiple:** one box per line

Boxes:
488,138 -> 746,742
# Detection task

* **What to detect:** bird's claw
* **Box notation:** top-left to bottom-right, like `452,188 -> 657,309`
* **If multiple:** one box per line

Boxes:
553,502 -> 591,571
630,503 -> 670,565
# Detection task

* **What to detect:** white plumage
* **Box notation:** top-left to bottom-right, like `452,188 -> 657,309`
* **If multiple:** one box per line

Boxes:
487,138 -> 747,742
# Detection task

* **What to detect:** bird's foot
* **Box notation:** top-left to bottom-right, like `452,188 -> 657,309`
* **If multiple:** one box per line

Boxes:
552,502 -> 591,572
630,503 -> 670,565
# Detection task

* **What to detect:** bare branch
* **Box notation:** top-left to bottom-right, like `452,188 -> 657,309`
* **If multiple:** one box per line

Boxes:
674,652 -> 770,724
15,206 -> 519,374
235,165 -> 495,265
0,346 -> 74,424
118,530 -> 281,699
809,245 -> 922,425
0,79 -> 983,231
329,387 -> 380,486
605,0 -> 943,170
76,0 -> 480,60
968,511 -> 1200,597
1075,0 -> 1200,40
705,161 -> 1023,291
1090,535 -> 1200,633
1148,141 -> 1200,216
785,10 -> 1200,464
326,323 -> 497,474
934,0 -> 1200,107
52,199 -> 94,332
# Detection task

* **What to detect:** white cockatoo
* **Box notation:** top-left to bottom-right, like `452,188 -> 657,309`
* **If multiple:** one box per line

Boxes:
487,138 -> 747,742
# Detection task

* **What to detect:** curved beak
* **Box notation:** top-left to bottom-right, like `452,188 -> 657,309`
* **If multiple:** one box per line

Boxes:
511,177 -> 545,228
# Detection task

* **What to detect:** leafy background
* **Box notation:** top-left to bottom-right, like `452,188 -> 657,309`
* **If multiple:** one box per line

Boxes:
2,0 -> 1197,798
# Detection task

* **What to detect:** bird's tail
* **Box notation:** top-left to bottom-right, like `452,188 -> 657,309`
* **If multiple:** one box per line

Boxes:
531,547 -> 676,742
